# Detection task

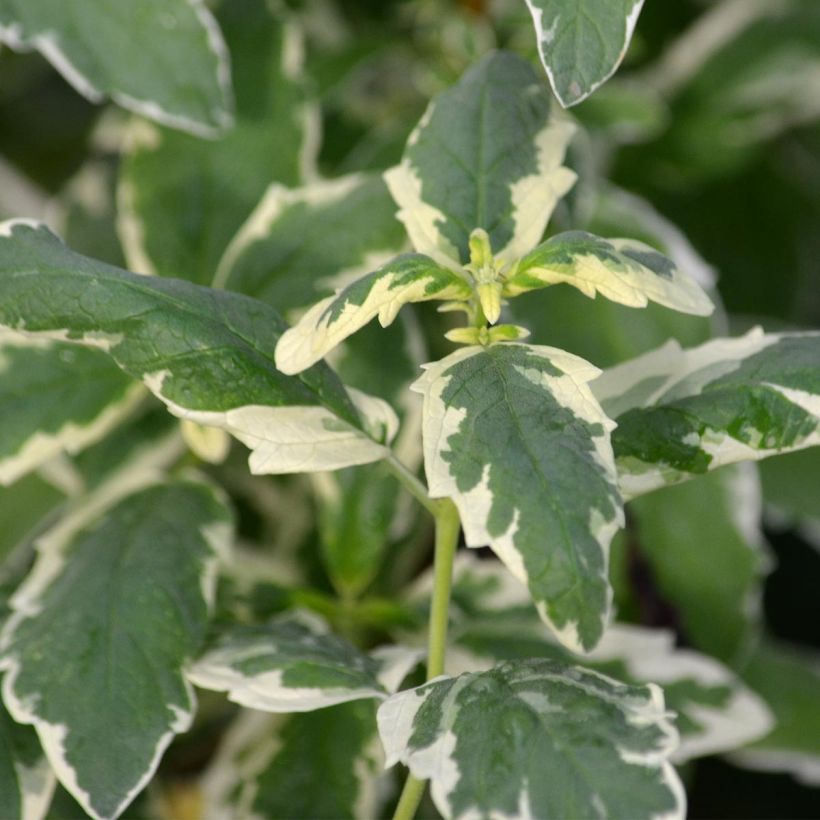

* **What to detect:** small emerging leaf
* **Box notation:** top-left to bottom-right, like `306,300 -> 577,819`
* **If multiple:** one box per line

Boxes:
504,231 -> 714,317
378,659 -> 684,820
275,254 -> 469,374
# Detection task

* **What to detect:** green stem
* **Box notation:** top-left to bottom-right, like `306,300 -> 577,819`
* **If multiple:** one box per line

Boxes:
385,454 -> 439,515
392,496 -> 461,820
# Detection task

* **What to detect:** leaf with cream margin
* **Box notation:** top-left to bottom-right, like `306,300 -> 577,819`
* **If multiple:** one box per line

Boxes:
119,0 -> 314,283
200,702 -> 385,820
407,554 -> 774,764
0,220 -> 397,475
412,342 -> 623,653
524,0 -> 645,107
0,0 -> 232,137
627,464 -> 772,663
384,51 -> 576,268
503,231 -> 714,317
0,705 -> 55,820
275,253 -> 469,375
730,640 -> 820,786
0,477 -> 234,820
593,329 -> 820,498
216,173 -> 407,310
187,611 -> 421,713
0,330 -> 144,487
378,658 -> 684,820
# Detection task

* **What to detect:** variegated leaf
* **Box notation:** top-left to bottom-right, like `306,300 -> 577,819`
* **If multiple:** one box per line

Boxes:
188,612 -> 421,713
0,477 -> 234,820
408,554 -> 774,763
216,173 -> 407,310
0,705 -> 54,820
275,254 -> 469,375
731,641 -> 820,786
119,1 -> 313,283
384,51 -> 576,268
503,231 -> 714,317
0,220 -> 397,475
412,343 -> 623,653
0,330 -> 144,487
0,0 -> 232,136
593,329 -> 820,497
201,703 -> 385,820
524,0 -> 645,107
378,659 -> 684,820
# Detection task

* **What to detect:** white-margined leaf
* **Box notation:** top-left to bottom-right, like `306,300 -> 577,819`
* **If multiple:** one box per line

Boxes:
412,343 -> 624,653
593,328 -> 820,497
0,0 -> 232,136
0,705 -> 54,820
200,702 -> 385,820
503,231 -> 713,317
118,1 -> 313,283
0,477 -> 234,820
627,464 -> 771,663
0,330 -> 144,486
275,253 -> 470,375
378,658 -> 684,820
188,612 -> 421,712
730,641 -> 820,786
407,553 -> 774,764
524,0 -> 645,107
384,51 -> 576,268
0,220 -> 397,475
216,173 -> 407,310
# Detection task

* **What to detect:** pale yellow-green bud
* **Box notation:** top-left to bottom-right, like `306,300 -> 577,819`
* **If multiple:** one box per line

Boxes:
468,228 -> 493,270
489,324 -> 530,342
477,281 -> 503,325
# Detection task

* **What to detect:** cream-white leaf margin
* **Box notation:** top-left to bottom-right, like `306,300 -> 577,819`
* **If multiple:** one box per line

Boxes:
0,329 -> 146,487
412,343 -> 622,654
0,0 -> 232,138
383,118 -> 577,271
187,612 -> 422,714
0,468 -> 233,820
592,327 -> 820,498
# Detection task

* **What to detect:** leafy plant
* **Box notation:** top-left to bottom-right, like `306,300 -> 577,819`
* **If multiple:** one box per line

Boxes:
0,1 -> 818,819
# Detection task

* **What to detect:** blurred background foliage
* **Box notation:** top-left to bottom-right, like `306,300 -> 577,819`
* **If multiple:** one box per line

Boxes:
0,0 -> 818,817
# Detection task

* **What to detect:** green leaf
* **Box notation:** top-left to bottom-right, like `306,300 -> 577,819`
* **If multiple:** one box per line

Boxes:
0,220 -> 397,474
412,343 -> 623,653
188,612 -> 421,712
0,704 -> 54,820
627,465 -> 771,663
408,553 -> 774,763
384,51 -> 576,267
118,1 -> 312,283
217,173 -> 407,311
0,478 -> 234,820
524,0 -> 645,107
504,230 -> 713,317
0,0 -> 232,136
593,329 -> 820,497
759,447 -> 820,528
378,658 -> 684,820
731,640 -> 820,785
275,253 -> 470,375
203,702 -> 385,820
0,331 -> 144,486
0,474 -> 65,568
